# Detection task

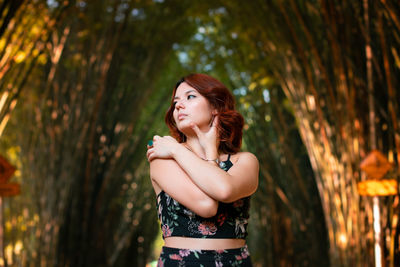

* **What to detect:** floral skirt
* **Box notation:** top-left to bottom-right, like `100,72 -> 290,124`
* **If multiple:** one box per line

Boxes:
157,245 -> 252,267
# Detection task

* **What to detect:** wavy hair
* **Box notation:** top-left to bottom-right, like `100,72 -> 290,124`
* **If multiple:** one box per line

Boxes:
165,73 -> 244,154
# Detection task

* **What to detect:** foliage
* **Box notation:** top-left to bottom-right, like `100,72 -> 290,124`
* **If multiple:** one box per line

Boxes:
171,6 -> 329,265
213,1 -> 400,266
1,0 -> 196,266
1,0 -> 399,267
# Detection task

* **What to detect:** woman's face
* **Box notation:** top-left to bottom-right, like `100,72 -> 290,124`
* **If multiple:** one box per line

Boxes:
172,82 -> 216,133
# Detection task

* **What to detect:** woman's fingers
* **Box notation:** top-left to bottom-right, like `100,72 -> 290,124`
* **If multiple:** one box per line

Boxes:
146,135 -> 177,161
147,148 -> 157,162
190,122 -> 203,137
147,152 -> 154,162
146,147 -> 152,159
165,135 -> 175,141
211,115 -> 219,128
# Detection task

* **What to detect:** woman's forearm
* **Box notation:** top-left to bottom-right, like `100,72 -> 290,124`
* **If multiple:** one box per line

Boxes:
150,159 -> 219,218
171,144 -> 234,202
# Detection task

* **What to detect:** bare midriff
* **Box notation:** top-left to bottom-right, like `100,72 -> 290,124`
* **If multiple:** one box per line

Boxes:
164,237 -> 246,250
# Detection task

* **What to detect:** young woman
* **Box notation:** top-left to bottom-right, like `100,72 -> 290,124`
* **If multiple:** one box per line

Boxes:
146,73 -> 259,266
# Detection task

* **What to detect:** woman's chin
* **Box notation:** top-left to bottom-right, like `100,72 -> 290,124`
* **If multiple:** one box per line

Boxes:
177,125 -> 191,133
176,120 -> 192,128
177,124 -> 195,135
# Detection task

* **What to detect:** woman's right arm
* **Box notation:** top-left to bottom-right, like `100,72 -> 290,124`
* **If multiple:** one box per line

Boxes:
150,158 -> 219,218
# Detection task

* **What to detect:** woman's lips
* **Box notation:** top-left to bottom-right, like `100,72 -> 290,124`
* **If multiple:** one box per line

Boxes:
178,114 -> 187,120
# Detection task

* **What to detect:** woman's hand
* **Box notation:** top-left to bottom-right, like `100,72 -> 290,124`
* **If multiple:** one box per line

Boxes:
190,115 -> 219,155
146,135 -> 179,162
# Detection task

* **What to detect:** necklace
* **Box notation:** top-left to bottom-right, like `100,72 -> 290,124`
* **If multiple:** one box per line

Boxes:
183,143 -> 223,167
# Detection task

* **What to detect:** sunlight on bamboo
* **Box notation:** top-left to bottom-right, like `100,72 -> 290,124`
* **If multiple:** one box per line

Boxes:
373,197 -> 382,267
0,93 -> 8,115
338,232 -> 348,249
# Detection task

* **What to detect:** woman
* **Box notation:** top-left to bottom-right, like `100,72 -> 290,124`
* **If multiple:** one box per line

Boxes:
146,73 -> 259,266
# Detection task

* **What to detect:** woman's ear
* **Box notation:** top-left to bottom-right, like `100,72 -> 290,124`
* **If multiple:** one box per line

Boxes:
212,109 -> 218,115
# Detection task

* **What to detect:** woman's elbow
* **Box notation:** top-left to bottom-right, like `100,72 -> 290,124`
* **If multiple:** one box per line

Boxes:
197,199 -> 218,218
218,186 -> 236,203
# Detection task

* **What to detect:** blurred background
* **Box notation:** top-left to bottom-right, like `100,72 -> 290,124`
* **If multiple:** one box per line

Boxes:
0,0 -> 399,266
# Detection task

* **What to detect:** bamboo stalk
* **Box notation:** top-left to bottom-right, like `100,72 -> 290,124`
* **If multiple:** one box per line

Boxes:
0,0 -> 24,39
270,93 -> 310,202
380,0 -> 400,33
277,1 -> 332,158
377,8 -> 400,267
290,0 -> 340,129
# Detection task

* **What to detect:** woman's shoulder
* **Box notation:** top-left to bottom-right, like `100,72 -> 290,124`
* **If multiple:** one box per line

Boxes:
149,159 -> 185,183
149,158 -> 179,173
229,151 -> 258,165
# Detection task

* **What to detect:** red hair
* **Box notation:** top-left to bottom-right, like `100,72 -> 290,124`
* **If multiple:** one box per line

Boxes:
165,73 -> 244,154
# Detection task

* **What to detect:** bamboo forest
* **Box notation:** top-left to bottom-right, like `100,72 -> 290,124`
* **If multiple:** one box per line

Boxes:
0,0 -> 399,266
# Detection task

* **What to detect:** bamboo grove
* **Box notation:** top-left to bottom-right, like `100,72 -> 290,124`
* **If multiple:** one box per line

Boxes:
0,0 -> 399,266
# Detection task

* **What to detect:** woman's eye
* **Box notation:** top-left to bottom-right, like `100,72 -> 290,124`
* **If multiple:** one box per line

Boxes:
187,95 -> 196,99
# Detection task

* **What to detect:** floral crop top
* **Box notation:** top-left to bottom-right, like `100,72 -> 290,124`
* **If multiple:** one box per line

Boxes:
156,154 -> 250,239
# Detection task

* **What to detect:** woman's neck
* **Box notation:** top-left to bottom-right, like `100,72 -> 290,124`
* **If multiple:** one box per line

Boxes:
184,137 -> 206,158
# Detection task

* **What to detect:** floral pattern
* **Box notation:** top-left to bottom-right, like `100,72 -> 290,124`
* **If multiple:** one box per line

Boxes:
158,245 -> 252,267
162,224 -> 172,237
155,156 -> 251,240
216,212 -> 227,226
198,221 -> 217,235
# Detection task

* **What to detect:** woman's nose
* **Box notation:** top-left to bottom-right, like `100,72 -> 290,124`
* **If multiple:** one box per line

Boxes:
175,101 -> 185,109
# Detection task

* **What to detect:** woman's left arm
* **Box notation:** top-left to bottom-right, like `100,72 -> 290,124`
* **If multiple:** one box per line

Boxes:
148,136 -> 258,203
147,117 -> 259,203
171,146 -> 259,203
